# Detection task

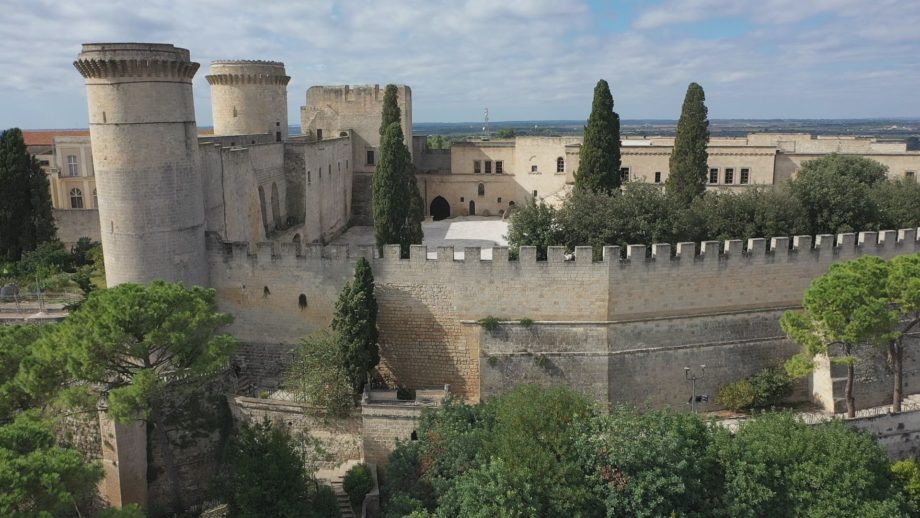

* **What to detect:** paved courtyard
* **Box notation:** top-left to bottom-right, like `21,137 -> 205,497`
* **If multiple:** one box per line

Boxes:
331,216 -> 508,259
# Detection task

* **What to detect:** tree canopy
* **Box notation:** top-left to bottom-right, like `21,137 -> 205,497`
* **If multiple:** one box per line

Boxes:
0,128 -> 57,261
332,257 -> 380,394
372,122 -> 424,256
575,79 -> 621,193
666,83 -> 710,206
380,84 -> 401,137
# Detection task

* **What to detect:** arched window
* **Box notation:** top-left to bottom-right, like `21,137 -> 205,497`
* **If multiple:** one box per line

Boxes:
556,157 -> 565,173
477,183 -> 485,196
70,188 -> 83,209
92,189 -> 98,208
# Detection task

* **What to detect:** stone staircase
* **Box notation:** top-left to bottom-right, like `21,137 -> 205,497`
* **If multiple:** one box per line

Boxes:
317,459 -> 362,518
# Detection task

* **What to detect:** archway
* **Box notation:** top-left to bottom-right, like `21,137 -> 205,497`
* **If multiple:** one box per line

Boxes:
430,196 -> 450,221
270,182 -> 282,230
468,200 -> 476,216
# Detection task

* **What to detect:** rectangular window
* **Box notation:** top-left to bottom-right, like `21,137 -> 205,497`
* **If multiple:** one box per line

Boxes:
532,190 -> 538,198
485,160 -> 492,174
740,168 -> 750,184
495,160 -> 503,174
620,167 -> 630,182
316,129 -> 323,140
275,131 -> 281,142
366,150 -> 375,166
346,160 -> 349,170
473,160 -> 481,174
531,165 -> 538,173
67,155 -> 79,177
654,172 -> 661,183
709,168 -> 719,184
907,171 -> 916,180
724,168 -> 734,184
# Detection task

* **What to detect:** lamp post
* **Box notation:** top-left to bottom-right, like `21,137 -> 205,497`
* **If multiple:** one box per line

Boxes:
685,365 -> 706,412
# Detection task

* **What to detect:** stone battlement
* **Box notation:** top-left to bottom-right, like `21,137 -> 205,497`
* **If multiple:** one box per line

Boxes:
208,229 -> 919,268
206,60 -> 290,86
306,84 -> 410,104
75,43 -> 198,80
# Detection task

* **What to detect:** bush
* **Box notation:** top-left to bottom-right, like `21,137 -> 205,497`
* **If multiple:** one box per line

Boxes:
717,378 -> 756,412
519,318 -> 534,328
343,463 -> 374,511
312,484 -> 342,518
892,459 -> 920,513
478,316 -> 500,332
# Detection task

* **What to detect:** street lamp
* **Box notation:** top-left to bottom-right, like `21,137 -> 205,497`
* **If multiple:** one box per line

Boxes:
685,365 -> 707,412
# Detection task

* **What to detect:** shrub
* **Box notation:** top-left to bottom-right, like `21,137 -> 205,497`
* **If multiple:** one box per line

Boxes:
396,385 -> 416,400
892,459 -> 920,513
748,366 -> 793,408
717,378 -> 755,412
312,484 -> 342,518
486,355 -> 498,368
343,463 -> 375,512
519,318 -> 534,328
534,353 -> 550,370
478,316 -> 500,332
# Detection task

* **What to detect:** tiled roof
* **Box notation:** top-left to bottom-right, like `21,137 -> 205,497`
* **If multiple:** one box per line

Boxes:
23,130 -> 89,146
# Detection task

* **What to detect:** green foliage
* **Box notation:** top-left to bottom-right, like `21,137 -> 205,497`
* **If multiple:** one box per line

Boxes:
0,324 -> 49,419
0,413 -> 103,517
575,79 -> 621,193
20,282 -> 237,423
97,504 -> 146,517
486,355 -> 498,367
437,458 -> 541,517
0,128 -> 57,262
343,463 -> 374,511
892,459 -> 920,514
518,318 -> 534,328
717,378 -> 755,412
332,257 -> 379,394
494,128 -> 516,139
717,366 -> 793,412
715,413 -> 907,517
217,420 -> 337,518
789,154 -> 888,235
380,84 -> 401,137
505,200 -> 561,260
396,385 -> 416,401
666,83 -> 709,206
577,406 -> 723,517
286,329 -> 356,417
477,316 -> 500,332
373,122 -> 424,257
873,179 -> 920,230
533,354 -> 550,370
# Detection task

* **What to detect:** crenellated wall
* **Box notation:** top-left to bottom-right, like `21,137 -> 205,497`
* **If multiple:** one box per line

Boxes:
209,229 -> 920,409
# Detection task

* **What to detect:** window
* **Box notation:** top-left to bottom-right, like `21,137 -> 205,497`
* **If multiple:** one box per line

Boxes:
724,168 -> 734,184
338,161 -> 341,171
276,122 -> 280,127
316,129 -> 323,140
346,160 -> 349,170
92,189 -> 97,208
478,183 -> 485,196
907,171 -> 916,181
485,160 -> 492,174
495,160 -> 503,174
275,131 -> 281,142
532,190 -> 538,198
620,167 -> 630,182
740,168 -> 750,184
497,197 -> 502,203
366,150 -> 375,166
307,171 -> 311,185
460,197 -> 464,202
708,168 -> 719,184
654,172 -> 661,184
474,160 -> 481,174
70,188 -> 83,209
67,155 -> 79,177
531,164 -> 538,173
328,164 -> 331,176
556,157 -> 565,173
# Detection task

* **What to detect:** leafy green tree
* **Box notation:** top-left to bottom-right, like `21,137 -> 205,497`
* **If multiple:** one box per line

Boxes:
0,128 -> 57,261
892,459 -> 920,514
286,329 -> 355,417
0,325 -> 49,419
437,458 -> 540,517
217,419 -> 339,518
332,257 -> 379,394
782,256 -> 897,417
380,84 -> 401,137
506,200 -> 562,260
872,178 -> 920,230
575,80 -> 621,193
886,252 -> 920,412
789,154 -> 887,235
577,406 -> 723,517
494,128 -> 516,139
666,83 -> 709,206
19,281 -> 237,510
715,413 -> 907,517
343,463 -> 374,511
373,122 -> 424,256
0,413 -> 103,517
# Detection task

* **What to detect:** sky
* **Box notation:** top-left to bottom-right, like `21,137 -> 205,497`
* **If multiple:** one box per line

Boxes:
2,0 -> 919,129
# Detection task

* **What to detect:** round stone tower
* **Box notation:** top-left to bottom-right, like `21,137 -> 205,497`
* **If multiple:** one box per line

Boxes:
206,60 -> 290,140
74,43 -> 208,287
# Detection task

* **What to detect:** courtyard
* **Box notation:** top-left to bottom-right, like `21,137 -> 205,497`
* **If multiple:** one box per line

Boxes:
331,216 -> 508,259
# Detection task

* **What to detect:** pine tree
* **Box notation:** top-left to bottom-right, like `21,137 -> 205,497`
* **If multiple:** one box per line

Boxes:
373,122 -> 423,256
332,257 -> 379,393
27,156 -> 57,251
380,84 -> 401,136
666,83 -> 710,206
0,129 -> 35,261
575,80 -> 621,193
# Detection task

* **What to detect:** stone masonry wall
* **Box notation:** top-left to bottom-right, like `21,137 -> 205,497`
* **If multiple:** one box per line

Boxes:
209,229 -> 920,409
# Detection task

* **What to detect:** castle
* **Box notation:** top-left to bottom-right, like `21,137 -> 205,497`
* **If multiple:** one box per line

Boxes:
71,43 -> 920,507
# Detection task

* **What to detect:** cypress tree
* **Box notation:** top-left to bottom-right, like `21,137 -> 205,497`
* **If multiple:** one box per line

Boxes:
0,128 -> 56,261
380,84 -> 401,136
666,83 -> 710,206
575,80 -> 621,193
331,257 -> 379,394
373,122 -> 423,256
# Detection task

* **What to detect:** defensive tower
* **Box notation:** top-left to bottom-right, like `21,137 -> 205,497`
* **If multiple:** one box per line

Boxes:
74,43 -> 208,287
206,60 -> 290,140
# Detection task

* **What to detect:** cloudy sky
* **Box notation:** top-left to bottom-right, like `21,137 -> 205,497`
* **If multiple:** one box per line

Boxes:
2,0 -> 919,129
